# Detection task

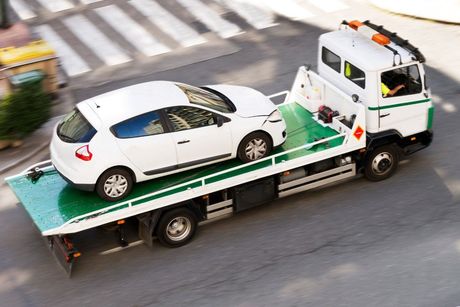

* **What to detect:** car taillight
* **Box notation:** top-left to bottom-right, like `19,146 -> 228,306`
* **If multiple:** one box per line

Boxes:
75,145 -> 93,161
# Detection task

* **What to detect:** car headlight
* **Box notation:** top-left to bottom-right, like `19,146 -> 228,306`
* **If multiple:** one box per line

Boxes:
267,110 -> 283,123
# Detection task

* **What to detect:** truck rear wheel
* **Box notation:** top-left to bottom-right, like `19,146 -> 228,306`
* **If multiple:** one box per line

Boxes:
156,208 -> 197,248
364,145 -> 399,181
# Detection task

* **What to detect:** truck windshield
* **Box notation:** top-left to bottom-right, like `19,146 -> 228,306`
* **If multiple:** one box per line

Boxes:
57,108 -> 96,143
176,83 -> 235,113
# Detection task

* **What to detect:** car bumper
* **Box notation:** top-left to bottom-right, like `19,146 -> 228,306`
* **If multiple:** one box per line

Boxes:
55,167 -> 95,191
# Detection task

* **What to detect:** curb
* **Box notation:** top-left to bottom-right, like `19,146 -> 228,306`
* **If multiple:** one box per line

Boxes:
0,141 -> 49,175
369,0 -> 460,24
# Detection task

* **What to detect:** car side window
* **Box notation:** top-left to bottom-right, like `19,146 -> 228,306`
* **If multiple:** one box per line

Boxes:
165,106 -> 215,132
381,64 -> 422,98
344,61 -> 366,89
112,111 -> 164,138
322,47 -> 341,73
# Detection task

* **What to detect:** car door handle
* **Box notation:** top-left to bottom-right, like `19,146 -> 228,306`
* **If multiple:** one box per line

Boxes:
380,113 -> 390,118
177,140 -> 190,144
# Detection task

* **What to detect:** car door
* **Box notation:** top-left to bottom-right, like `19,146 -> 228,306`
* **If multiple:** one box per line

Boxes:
164,106 -> 232,168
378,64 -> 428,136
112,111 -> 178,175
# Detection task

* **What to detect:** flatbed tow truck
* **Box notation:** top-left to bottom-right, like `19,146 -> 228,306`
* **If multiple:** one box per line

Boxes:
5,21 -> 433,275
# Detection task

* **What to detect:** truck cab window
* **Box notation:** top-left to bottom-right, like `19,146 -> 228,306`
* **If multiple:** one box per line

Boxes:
344,61 -> 365,89
322,47 -> 341,73
381,64 -> 422,98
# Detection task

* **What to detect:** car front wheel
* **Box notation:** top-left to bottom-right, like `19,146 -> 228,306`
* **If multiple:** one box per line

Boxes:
238,132 -> 272,163
96,167 -> 133,202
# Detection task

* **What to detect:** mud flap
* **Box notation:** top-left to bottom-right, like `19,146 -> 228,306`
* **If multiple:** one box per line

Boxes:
46,235 -> 80,277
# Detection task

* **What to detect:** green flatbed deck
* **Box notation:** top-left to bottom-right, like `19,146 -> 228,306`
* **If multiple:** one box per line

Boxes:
6,103 -> 343,235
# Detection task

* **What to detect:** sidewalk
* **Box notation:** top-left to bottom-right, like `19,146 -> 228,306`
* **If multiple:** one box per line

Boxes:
0,89 -> 74,175
370,0 -> 460,24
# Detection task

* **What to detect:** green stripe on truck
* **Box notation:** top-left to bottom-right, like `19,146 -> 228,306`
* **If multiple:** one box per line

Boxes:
368,98 -> 431,111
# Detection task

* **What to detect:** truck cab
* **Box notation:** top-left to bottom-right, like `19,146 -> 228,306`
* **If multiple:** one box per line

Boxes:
317,20 -> 433,152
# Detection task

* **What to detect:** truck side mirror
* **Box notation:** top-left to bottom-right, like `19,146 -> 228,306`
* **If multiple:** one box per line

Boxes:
352,94 -> 359,103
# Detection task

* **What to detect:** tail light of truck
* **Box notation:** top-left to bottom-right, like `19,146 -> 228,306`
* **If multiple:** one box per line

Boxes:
75,145 -> 93,161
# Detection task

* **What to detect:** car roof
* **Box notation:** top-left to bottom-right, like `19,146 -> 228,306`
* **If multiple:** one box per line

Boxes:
78,81 -> 189,126
320,28 -> 416,71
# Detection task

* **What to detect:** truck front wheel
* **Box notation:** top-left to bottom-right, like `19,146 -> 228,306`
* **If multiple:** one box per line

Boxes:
156,208 -> 197,248
364,145 -> 399,181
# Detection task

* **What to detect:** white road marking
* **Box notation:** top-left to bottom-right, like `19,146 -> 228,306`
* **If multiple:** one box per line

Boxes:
10,0 -> 36,20
216,0 -> 278,29
176,0 -> 242,38
261,0 -> 315,20
129,0 -> 206,47
35,0 -> 74,12
95,5 -> 170,57
35,25 -> 91,76
99,240 -> 145,255
308,0 -> 348,13
63,15 -> 131,66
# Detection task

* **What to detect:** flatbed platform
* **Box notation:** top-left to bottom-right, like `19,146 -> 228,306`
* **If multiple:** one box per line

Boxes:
6,102 -> 345,235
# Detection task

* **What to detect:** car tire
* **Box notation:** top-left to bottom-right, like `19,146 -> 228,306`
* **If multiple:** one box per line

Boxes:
96,167 -> 133,202
156,208 -> 197,248
238,132 -> 272,163
364,145 -> 399,181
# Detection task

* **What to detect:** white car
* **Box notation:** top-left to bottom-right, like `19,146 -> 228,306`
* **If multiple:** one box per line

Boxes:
51,81 -> 287,201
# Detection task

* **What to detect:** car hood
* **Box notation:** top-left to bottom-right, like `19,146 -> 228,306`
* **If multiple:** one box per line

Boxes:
207,85 -> 276,118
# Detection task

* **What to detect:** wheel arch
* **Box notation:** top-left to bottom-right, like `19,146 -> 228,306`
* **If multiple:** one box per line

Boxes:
97,165 -> 137,184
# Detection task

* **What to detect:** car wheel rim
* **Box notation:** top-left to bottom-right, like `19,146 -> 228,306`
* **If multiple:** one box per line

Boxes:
245,138 -> 267,161
103,174 -> 128,198
372,152 -> 393,175
166,217 -> 191,242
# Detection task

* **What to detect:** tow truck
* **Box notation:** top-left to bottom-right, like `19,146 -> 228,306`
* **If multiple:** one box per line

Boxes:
5,20 -> 433,275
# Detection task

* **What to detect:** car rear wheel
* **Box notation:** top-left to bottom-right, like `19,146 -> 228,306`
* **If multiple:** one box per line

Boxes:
96,167 -> 133,202
238,132 -> 272,163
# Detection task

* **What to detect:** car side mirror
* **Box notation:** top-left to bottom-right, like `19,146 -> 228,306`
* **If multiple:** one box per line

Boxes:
352,94 -> 359,103
216,116 -> 224,127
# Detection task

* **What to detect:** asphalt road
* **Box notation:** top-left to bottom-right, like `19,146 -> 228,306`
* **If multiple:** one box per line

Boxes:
1,2 -> 460,307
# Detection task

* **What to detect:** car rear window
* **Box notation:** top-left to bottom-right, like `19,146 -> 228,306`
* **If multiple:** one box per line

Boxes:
57,108 -> 97,143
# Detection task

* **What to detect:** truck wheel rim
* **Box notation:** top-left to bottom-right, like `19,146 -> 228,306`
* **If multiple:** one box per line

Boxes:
104,174 -> 128,198
372,152 -> 393,175
245,138 -> 267,160
166,217 -> 191,241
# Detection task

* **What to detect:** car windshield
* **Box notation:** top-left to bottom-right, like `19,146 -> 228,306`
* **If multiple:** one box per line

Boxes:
176,83 -> 234,113
57,108 -> 96,143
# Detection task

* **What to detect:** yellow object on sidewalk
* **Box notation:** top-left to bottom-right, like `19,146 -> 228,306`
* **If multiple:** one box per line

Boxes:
0,40 -> 56,66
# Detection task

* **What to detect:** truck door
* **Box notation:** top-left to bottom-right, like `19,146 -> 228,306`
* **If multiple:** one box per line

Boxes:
378,63 -> 429,136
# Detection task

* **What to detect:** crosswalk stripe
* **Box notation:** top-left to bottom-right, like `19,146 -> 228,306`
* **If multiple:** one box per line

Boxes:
129,0 -> 206,47
261,0 -> 315,20
35,0 -> 74,13
95,5 -> 170,57
35,25 -> 91,77
63,15 -> 131,66
176,0 -> 242,38
308,0 -> 348,13
216,0 -> 277,29
10,0 -> 36,20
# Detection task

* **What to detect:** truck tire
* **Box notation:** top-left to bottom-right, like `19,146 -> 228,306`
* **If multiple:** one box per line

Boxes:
96,167 -> 133,202
364,145 -> 399,181
238,132 -> 272,163
156,208 -> 197,248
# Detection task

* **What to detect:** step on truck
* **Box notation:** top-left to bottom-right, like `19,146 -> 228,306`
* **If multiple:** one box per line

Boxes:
5,20 -> 433,275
